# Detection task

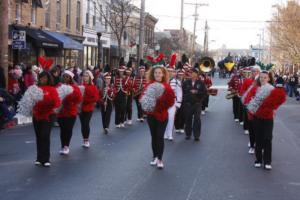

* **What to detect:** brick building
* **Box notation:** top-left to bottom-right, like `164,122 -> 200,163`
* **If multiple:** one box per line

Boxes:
8,0 -> 84,68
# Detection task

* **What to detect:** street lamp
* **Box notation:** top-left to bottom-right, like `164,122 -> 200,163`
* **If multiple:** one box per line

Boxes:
96,23 -> 105,69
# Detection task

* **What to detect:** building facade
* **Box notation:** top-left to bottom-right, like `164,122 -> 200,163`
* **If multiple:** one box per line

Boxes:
8,0 -> 84,68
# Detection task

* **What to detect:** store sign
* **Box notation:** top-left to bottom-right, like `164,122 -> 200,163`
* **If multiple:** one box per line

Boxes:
12,30 -> 26,49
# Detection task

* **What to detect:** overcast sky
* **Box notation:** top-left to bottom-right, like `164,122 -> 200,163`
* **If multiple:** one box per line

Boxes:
135,0 -> 286,49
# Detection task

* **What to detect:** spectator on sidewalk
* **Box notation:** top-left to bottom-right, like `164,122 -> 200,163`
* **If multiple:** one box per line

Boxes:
24,66 -> 35,90
288,73 -> 298,97
0,67 -> 6,89
0,88 -> 16,130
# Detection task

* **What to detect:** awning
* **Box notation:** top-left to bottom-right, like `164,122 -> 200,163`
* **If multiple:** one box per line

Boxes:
44,31 -> 84,51
10,25 -> 63,49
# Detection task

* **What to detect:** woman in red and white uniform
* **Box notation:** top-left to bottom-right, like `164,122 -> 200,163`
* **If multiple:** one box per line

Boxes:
18,71 -> 60,167
140,66 -> 175,169
79,70 -> 99,148
58,70 -> 83,155
247,72 -> 286,170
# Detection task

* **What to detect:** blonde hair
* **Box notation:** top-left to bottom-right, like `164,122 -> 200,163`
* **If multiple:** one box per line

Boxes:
147,66 -> 169,83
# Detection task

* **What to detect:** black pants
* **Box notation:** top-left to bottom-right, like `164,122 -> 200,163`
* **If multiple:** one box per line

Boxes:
125,94 -> 133,121
202,95 -> 209,111
134,95 -> 143,119
232,96 -> 239,119
243,105 -> 249,131
33,117 -> 53,163
248,120 -> 255,148
175,105 -> 185,130
253,117 -> 274,165
79,111 -> 93,139
58,117 -> 76,148
238,98 -> 244,123
147,116 -> 168,160
184,103 -> 202,139
114,91 -> 127,125
101,100 -> 113,129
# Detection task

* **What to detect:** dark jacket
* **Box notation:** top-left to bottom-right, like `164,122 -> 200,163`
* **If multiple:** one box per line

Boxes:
0,67 -> 6,89
182,79 -> 207,105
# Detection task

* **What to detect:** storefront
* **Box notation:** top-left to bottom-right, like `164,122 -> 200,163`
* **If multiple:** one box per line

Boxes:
9,25 -> 63,67
44,31 -> 84,68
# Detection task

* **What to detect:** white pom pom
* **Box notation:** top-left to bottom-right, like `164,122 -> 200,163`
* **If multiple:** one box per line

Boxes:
55,84 -> 74,113
140,82 -> 165,112
18,85 -> 44,117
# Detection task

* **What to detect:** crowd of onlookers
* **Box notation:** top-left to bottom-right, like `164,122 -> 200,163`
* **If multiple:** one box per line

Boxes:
281,73 -> 300,100
0,63 -> 107,130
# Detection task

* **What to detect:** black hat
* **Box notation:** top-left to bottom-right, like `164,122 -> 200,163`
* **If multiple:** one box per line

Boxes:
119,57 -> 125,67
104,64 -> 111,73
139,59 -> 145,66
275,77 -> 284,87
181,54 -> 189,64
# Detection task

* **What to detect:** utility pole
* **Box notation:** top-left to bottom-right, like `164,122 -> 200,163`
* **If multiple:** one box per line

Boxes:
185,2 -> 208,60
138,0 -> 145,62
203,20 -> 209,55
180,0 -> 184,31
0,0 -> 9,88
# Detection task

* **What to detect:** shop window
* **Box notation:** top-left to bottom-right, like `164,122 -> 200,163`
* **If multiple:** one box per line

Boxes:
56,0 -> 61,30
76,1 -> 81,32
45,1 -> 51,28
16,0 -> 22,24
31,1 -> 37,24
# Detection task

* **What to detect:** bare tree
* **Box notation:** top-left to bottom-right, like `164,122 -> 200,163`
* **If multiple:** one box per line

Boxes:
95,0 -> 134,59
269,1 -> 300,66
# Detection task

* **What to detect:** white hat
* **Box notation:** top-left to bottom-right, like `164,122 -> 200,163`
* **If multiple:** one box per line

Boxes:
84,70 -> 94,80
63,70 -> 74,79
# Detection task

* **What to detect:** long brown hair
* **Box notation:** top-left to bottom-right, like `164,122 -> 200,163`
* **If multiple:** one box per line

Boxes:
146,66 -> 169,83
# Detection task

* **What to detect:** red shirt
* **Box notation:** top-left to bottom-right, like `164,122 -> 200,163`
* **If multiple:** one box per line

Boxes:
239,78 -> 253,96
58,84 -> 83,118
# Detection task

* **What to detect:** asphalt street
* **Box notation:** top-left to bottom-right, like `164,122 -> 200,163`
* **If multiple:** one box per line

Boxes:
1,77 -> 300,200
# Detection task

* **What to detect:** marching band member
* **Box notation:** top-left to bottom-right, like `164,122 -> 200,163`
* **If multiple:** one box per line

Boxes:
241,77 -> 260,154
58,70 -> 83,155
18,70 -> 60,167
175,67 -> 186,133
182,67 -> 207,141
79,70 -> 99,148
100,72 -> 116,134
140,65 -> 175,169
124,64 -> 134,125
247,72 -> 286,170
201,73 -> 212,115
238,67 -> 251,127
133,61 -> 147,122
164,53 -> 183,141
227,70 -> 241,122
114,58 -> 130,128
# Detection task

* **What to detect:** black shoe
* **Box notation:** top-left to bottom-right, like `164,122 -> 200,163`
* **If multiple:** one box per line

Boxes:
194,138 -> 200,142
185,136 -> 191,140
104,128 -> 109,135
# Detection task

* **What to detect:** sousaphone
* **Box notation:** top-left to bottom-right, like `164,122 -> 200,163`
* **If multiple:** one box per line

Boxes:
199,57 -> 215,73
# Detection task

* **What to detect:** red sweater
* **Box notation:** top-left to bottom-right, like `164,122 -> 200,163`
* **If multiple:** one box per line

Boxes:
33,86 -> 61,121
81,84 -> 99,112
141,82 -> 175,122
255,88 -> 286,120
243,85 -> 258,105
58,84 -> 83,118
239,78 -> 253,96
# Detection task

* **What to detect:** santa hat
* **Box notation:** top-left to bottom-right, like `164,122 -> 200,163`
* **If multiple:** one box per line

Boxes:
103,72 -> 112,79
85,70 -> 94,80
146,53 -> 165,67
63,70 -> 74,79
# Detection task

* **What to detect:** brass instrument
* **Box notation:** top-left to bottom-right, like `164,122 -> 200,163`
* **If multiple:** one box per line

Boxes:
226,90 -> 238,99
199,57 -> 215,73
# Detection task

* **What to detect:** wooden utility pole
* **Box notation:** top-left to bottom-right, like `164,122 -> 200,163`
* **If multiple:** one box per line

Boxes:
0,0 -> 9,88
185,2 -> 208,59
138,0 -> 145,61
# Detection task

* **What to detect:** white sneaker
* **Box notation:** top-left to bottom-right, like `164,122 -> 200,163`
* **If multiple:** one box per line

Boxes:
82,141 -> 90,148
150,158 -> 158,166
168,137 -> 174,141
116,124 -> 121,128
248,142 -> 251,147
240,122 -> 244,125
34,161 -> 42,166
254,162 -> 262,168
136,118 -> 141,122
43,162 -> 51,167
127,120 -> 132,125
59,147 -> 70,155
248,148 -> 255,154
244,130 -> 249,135
265,164 -> 272,170
180,129 -> 185,133
121,123 -> 125,128
201,111 -> 205,115
235,119 -> 239,122
157,160 -> 164,169
175,129 -> 180,133
205,108 -> 208,112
